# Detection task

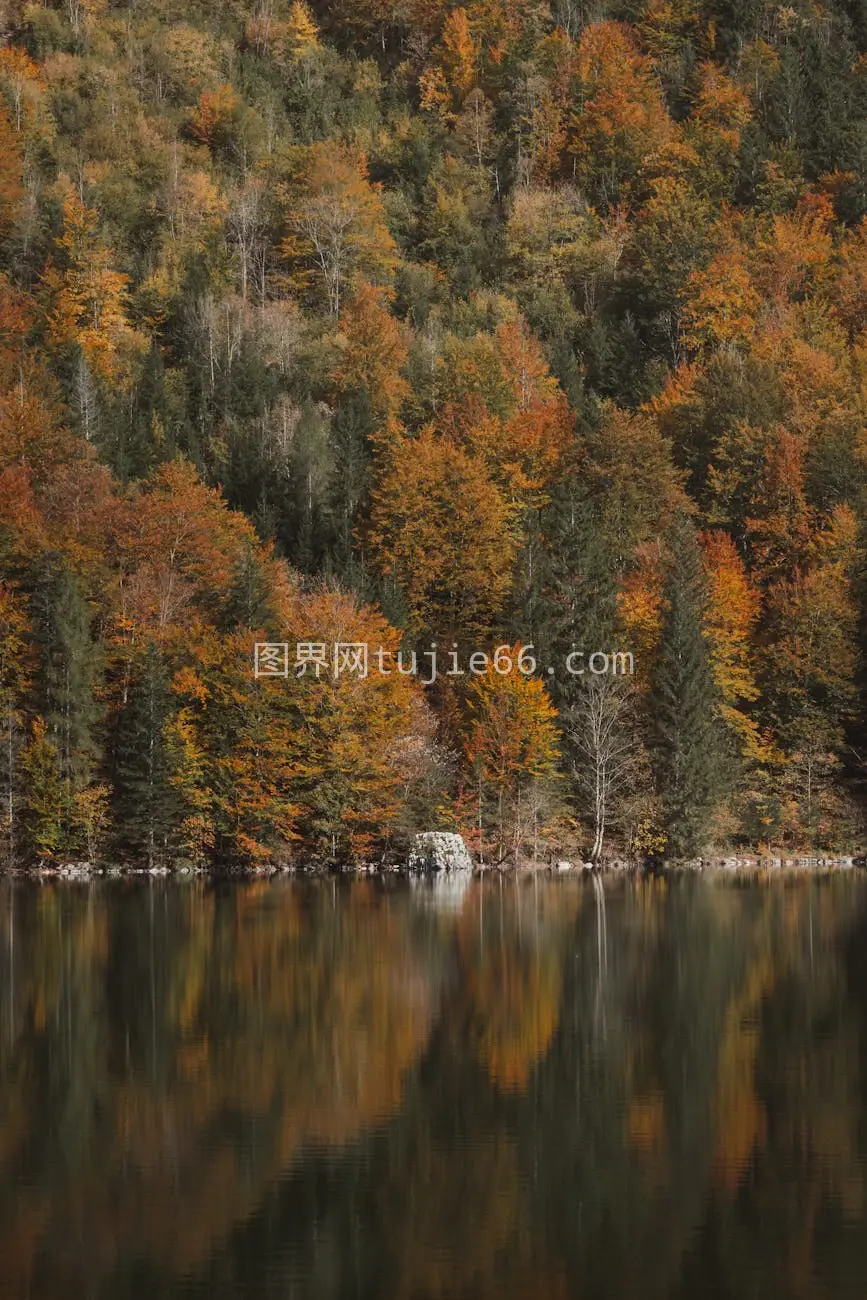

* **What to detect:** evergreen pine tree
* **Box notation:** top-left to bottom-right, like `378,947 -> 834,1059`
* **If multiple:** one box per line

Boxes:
19,717 -> 65,859
221,543 -> 275,631
328,391 -> 375,584
503,506 -> 553,663
113,342 -> 167,482
651,514 -> 730,857
542,484 -> 640,858
30,560 -> 102,835
112,641 -> 178,865
285,403 -> 334,573
544,485 -> 621,713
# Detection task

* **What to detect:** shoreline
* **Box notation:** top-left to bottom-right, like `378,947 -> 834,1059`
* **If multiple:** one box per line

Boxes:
0,853 -> 863,882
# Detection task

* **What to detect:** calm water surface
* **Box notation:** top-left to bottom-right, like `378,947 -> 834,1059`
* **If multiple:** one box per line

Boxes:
2,873 -> 867,1299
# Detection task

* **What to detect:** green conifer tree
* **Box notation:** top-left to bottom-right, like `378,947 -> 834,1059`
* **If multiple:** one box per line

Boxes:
543,486 -> 641,858
543,486 -> 621,713
112,641 -> 178,866
221,543 -> 276,631
30,561 -> 102,844
19,717 -> 65,859
651,514 -> 730,857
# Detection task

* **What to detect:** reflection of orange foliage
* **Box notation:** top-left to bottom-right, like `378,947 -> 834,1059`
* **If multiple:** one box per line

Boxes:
483,978 -> 559,1090
384,1130 -> 568,1300
175,1036 -> 209,1079
0,883 -> 434,1296
222,884 -> 434,1148
712,954 -> 774,1191
0,1201 -> 49,1296
714,1081 -> 767,1192
457,913 -> 562,1092
627,1093 -> 666,1153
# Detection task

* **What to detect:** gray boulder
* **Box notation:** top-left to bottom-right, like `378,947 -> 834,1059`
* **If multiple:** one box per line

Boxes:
408,831 -> 473,873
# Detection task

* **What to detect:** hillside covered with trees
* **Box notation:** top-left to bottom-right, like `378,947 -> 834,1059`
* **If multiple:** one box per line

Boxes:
1,0 -> 867,865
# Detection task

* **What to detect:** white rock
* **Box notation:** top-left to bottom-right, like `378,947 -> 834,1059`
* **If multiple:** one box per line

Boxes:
408,832 -> 473,874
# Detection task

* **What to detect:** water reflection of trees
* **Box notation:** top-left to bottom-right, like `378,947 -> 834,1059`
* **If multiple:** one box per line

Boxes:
0,876 -> 866,1299
0,881 -> 438,1298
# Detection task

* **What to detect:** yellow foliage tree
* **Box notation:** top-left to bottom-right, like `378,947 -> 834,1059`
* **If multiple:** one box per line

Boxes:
43,186 -> 143,391
367,425 -> 520,639
280,143 -> 397,317
682,243 -> 761,351
700,529 -> 768,761
464,654 -> 559,860
570,21 -> 675,205
329,280 -> 409,422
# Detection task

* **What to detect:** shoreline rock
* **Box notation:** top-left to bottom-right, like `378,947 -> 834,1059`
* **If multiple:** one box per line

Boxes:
1,847 -> 863,882
407,832 -> 474,874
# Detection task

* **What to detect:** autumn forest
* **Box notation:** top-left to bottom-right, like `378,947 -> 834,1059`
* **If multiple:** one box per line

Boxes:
1,0 -> 867,866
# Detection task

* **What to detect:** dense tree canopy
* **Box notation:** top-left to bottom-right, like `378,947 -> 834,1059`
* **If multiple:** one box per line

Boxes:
1,0 -> 867,861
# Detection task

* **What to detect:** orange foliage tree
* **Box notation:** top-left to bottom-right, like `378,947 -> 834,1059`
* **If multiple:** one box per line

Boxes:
464,653 -> 559,860
280,143 -> 397,317
0,104 -> 23,242
569,21 -> 675,205
42,186 -> 144,401
367,425 -> 520,640
329,280 -> 409,423
700,530 -> 767,762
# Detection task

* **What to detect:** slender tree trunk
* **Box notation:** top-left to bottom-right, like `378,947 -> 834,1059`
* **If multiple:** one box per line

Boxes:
5,704 -> 13,864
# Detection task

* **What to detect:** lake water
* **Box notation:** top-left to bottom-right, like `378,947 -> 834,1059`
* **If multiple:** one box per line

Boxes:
2,872 -> 867,1299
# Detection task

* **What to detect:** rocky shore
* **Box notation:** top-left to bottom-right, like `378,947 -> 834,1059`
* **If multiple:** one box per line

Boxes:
0,840 -> 862,881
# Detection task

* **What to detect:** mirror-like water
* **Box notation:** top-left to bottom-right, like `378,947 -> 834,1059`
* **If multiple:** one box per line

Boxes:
1,873 -> 866,1299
